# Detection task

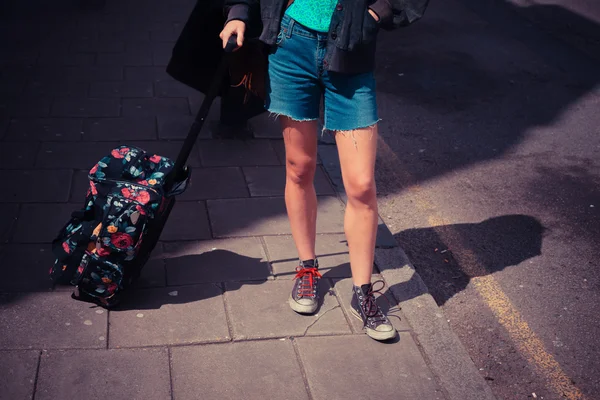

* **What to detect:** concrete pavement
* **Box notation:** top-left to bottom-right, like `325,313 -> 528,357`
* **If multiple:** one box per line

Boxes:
0,0 -> 490,399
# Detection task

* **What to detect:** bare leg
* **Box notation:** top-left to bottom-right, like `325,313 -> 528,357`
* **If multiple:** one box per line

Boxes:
282,117 -> 319,261
335,125 -> 379,286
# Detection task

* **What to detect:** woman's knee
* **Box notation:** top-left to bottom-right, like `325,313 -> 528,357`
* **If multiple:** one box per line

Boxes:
345,175 -> 377,206
286,155 -> 317,186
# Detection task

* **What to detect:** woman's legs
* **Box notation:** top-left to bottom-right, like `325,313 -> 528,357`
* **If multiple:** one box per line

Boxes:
335,124 -> 396,341
264,15 -> 394,339
281,117 -> 323,315
264,15 -> 325,314
334,126 -> 379,287
282,117 -> 319,262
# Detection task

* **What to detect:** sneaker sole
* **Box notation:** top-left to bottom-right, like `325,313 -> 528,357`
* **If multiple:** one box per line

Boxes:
288,295 -> 318,315
350,308 -> 397,341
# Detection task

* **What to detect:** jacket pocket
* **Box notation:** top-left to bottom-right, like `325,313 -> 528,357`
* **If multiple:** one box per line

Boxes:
361,8 -> 380,44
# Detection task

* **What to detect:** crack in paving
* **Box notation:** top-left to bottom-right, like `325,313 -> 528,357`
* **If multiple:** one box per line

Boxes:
301,305 -> 341,336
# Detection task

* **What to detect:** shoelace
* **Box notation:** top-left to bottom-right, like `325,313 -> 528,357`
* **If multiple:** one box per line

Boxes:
360,280 -> 390,326
294,266 -> 322,298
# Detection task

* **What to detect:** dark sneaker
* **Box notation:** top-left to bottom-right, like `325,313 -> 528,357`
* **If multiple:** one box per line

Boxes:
289,259 -> 322,314
350,280 -> 397,341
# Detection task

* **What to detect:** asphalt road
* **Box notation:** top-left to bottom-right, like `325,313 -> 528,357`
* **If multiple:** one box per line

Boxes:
372,0 -> 599,399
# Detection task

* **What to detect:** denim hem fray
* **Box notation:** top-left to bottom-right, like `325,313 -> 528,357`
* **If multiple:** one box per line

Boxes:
267,110 -> 319,123
325,119 -> 381,148
323,118 -> 381,133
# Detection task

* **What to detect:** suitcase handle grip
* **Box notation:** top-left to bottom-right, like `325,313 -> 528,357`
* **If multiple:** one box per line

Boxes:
224,34 -> 239,53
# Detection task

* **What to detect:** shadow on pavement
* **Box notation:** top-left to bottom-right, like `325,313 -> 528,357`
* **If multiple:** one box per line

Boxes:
115,249 -> 267,311
391,214 -> 545,306
373,0 -> 599,188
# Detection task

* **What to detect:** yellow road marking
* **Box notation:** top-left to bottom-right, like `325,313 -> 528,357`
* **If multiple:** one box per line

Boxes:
376,136 -> 586,399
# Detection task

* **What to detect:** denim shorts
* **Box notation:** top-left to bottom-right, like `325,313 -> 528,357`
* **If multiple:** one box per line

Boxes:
266,14 -> 379,132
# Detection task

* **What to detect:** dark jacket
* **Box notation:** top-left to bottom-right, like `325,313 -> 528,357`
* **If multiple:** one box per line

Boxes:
167,0 -> 266,123
225,0 -> 429,74
166,0 -> 428,124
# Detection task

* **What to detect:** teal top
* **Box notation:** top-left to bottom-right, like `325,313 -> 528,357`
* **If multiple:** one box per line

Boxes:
285,0 -> 338,33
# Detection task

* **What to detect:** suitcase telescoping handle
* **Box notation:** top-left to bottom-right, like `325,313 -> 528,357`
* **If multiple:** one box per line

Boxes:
165,35 -> 240,193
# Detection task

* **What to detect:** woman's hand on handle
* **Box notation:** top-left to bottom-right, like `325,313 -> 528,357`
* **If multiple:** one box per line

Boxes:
220,20 -> 246,49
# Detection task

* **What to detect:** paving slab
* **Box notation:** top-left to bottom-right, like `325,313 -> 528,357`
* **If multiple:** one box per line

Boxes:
271,139 -> 322,165
161,201 -> 212,241
99,28 -> 151,42
263,234 -> 353,278
208,196 -> 345,237
0,142 -> 37,169
0,66 -> 32,83
109,284 -> 229,347
0,350 -> 39,400
3,97 -> 52,118
269,139 -> 286,165
50,98 -> 121,118
164,237 -> 270,285
179,167 -> 249,201
69,170 -> 91,202
0,170 -> 72,203
242,166 -> 335,197
23,81 -> 89,98
35,348 -> 171,400
0,118 -> 9,140
375,219 -> 399,248
150,26 -> 180,42
157,114 -> 217,140
224,279 -> 350,339
188,92 -> 215,114
199,139 -> 280,167
134,243 -> 166,288
0,244 -> 60,292
247,112 -> 281,138
82,117 -> 157,141
89,81 -> 154,98
34,67 -> 124,83
36,142 -> 120,169
0,77 -> 25,98
36,51 -> 96,67
96,50 -> 153,67
4,118 -> 82,142
0,204 -> 18,242
317,143 -> 345,193
318,130 -> 336,145
124,66 -> 174,83
295,335 -> 444,400
1,47 -> 39,65
12,203 -> 81,243
152,43 -> 173,66
332,277 -> 412,333
13,203 -> 78,243
171,340 -> 309,400
121,97 -> 189,117
70,39 -> 126,53
0,292 -> 108,349
155,80 -> 198,98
